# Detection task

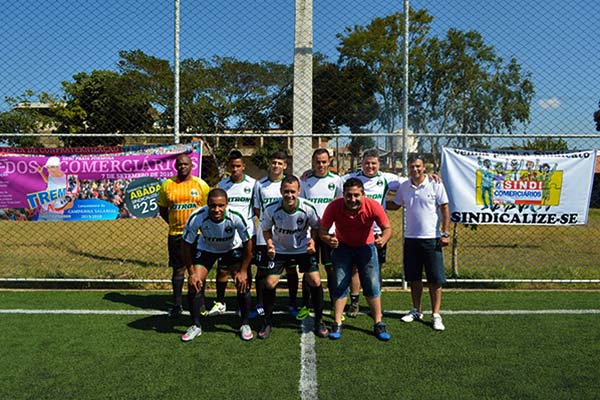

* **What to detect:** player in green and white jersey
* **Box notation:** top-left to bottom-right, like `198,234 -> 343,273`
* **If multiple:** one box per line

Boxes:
298,148 -> 343,319
250,151 -> 300,318
208,150 -> 257,317
181,188 -> 253,342
341,149 -> 405,317
257,176 -> 328,339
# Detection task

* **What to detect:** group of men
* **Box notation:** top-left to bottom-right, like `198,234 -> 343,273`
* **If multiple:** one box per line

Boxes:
157,147 -> 450,342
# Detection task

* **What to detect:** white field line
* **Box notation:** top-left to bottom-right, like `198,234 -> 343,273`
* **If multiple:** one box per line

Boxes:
1,309 -> 600,316
299,317 -> 318,400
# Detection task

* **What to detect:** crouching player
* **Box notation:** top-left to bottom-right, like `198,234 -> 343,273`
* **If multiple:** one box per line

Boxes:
257,176 -> 329,339
181,188 -> 254,342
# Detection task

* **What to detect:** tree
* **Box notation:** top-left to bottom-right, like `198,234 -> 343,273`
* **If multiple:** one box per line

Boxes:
56,70 -> 155,146
0,91 -> 58,147
337,9 -> 535,169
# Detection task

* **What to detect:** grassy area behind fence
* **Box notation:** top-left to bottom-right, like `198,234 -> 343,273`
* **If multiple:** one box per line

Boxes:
1,209 -> 599,284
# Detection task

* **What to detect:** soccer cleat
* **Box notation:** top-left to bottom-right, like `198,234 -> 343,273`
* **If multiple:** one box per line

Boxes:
181,325 -> 202,342
373,322 -> 391,341
207,301 -> 226,317
314,321 -> 329,338
432,313 -> 446,331
167,304 -> 183,319
248,305 -> 265,319
257,323 -> 272,340
347,303 -> 359,318
296,306 -> 310,321
288,305 -> 299,317
401,308 -> 423,323
240,324 -> 254,341
328,323 -> 342,340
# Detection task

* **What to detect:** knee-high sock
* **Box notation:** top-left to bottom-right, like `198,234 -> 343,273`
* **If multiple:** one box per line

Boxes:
172,273 -> 185,306
237,289 -> 251,325
255,272 -> 265,306
188,281 -> 205,313
301,274 -> 311,308
287,271 -> 298,306
263,286 -> 276,325
190,287 -> 204,326
310,284 -> 324,323
216,280 -> 227,304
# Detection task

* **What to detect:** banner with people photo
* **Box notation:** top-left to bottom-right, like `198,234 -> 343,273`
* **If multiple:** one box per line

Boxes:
0,142 -> 202,222
441,147 -> 596,225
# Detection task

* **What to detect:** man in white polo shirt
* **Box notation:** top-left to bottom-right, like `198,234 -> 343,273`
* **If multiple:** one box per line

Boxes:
388,155 -> 450,331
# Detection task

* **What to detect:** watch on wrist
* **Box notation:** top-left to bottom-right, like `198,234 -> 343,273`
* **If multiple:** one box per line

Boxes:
441,232 -> 450,238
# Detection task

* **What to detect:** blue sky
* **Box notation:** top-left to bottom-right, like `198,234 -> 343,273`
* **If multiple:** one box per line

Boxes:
1,0 -> 598,136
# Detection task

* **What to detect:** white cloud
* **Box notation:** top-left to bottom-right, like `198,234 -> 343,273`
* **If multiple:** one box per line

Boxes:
538,97 -> 561,109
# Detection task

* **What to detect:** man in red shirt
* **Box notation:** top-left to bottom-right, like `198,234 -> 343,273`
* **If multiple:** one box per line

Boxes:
319,177 -> 393,341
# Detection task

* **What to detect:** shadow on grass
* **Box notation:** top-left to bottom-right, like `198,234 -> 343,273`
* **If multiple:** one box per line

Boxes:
64,248 -> 162,268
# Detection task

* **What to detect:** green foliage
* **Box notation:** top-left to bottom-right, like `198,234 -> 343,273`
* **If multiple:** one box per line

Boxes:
250,138 -> 288,171
511,137 -> 569,151
57,70 -> 155,146
0,91 -> 58,147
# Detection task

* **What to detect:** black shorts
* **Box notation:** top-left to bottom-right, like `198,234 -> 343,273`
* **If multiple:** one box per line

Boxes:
315,237 -> 333,268
403,238 -> 446,284
193,248 -> 242,272
254,245 -> 269,268
167,235 -> 184,269
261,253 -> 318,276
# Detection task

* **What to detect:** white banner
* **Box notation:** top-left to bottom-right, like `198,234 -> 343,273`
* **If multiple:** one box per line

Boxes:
441,147 -> 596,225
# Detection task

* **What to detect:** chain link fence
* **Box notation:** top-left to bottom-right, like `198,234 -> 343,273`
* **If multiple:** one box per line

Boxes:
1,1 -> 599,286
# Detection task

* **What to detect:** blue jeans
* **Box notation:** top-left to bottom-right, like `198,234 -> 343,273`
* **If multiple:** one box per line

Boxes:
331,243 -> 381,299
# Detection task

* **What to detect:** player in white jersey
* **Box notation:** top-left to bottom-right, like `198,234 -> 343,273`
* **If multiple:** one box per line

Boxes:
209,150 -> 257,317
250,151 -> 300,319
257,176 -> 329,339
341,149 -> 405,317
298,148 -> 343,319
180,188 -> 253,342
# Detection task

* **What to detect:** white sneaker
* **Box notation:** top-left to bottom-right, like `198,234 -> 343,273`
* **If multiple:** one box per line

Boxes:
432,313 -> 445,331
181,325 -> 202,342
401,309 -> 423,323
240,324 -> 254,341
207,301 -> 226,317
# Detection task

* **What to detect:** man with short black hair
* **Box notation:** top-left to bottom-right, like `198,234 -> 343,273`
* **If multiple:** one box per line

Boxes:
181,188 -> 253,342
209,150 -> 257,317
298,148 -> 343,320
388,155 -> 450,331
320,178 -> 393,341
158,153 -> 210,319
251,151 -> 300,318
258,176 -> 328,339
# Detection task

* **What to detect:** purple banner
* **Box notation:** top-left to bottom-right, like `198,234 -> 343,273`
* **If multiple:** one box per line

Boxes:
0,143 -> 202,221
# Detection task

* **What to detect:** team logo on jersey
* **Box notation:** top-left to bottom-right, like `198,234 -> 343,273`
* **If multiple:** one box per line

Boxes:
190,189 -> 199,197
244,187 -> 251,194
297,217 -> 304,226
376,179 -> 383,186
328,183 -> 335,191
225,226 -> 233,234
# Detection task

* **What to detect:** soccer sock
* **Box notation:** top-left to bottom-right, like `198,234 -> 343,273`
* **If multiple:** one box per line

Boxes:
255,272 -> 265,307
190,288 -> 204,326
301,274 -> 311,308
172,272 -> 185,306
287,271 -> 298,307
237,289 -> 251,325
188,282 -> 206,313
216,280 -> 227,304
310,284 -> 324,323
263,287 -> 276,325
350,293 -> 360,306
